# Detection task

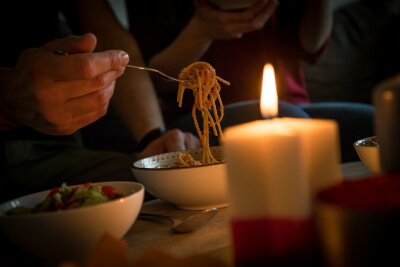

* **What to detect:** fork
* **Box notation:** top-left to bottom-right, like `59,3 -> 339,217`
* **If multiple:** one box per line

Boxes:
49,48 -> 189,83
126,65 -> 190,83
126,65 -> 230,85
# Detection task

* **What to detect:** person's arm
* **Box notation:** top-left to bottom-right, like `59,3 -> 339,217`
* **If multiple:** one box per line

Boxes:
74,0 -> 165,143
299,0 -> 332,54
74,0 -> 200,154
0,34 -> 128,135
149,0 -> 278,95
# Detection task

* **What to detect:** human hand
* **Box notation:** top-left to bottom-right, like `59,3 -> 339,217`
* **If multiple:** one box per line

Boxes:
194,0 -> 279,39
0,33 -> 129,135
139,129 -> 200,159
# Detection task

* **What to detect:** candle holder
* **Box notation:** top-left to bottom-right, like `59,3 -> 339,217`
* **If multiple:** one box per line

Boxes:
373,74 -> 400,173
315,174 -> 400,267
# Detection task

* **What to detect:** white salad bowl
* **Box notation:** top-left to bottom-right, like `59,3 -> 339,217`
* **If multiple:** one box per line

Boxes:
208,0 -> 258,10
132,146 -> 228,210
0,181 -> 144,265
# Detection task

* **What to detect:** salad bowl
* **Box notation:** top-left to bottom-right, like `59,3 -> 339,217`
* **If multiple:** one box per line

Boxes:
0,181 -> 144,265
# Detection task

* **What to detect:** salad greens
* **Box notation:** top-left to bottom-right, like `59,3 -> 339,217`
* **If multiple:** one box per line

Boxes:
7,183 -> 122,215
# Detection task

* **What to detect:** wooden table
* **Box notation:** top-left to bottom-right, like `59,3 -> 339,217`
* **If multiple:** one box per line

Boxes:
0,161 -> 372,267
124,161 -> 372,266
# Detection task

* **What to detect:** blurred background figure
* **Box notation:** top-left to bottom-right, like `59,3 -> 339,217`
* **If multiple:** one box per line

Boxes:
74,0 -> 312,151
127,0 -> 332,123
303,0 -> 400,105
124,0 -> 374,162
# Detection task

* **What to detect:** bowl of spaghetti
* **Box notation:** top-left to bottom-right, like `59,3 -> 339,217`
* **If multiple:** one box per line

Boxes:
132,61 -> 230,210
131,146 -> 228,210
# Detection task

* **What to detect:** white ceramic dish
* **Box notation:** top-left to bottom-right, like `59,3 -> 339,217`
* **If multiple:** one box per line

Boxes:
208,0 -> 258,10
132,146 -> 228,210
353,136 -> 381,174
0,181 -> 144,265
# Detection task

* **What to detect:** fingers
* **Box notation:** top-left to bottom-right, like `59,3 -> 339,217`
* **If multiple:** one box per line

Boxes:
229,0 -> 270,22
43,33 -> 97,54
139,129 -> 201,158
163,130 -> 201,152
42,33 -> 129,81
42,110 -> 107,136
196,0 -> 278,39
58,69 -> 123,99
47,50 -> 129,81
66,81 -> 114,117
163,129 -> 188,152
229,0 -> 278,33
25,85 -> 112,136
184,133 -> 201,150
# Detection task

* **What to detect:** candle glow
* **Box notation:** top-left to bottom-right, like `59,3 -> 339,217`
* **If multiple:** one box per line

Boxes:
260,63 -> 278,118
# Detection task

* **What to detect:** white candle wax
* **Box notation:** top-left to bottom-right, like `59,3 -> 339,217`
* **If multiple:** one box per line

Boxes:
223,119 -> 310,219
222,63 -> 342,220
281,118 -> 342,195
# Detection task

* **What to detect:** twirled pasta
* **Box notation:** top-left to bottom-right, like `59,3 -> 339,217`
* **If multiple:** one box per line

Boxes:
177,61 -> 230,164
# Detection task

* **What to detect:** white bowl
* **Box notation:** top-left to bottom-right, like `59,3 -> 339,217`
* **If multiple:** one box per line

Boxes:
353,136 -> 381,174
0,181 -> 144,265
208,0 -> 258,10
132,146 -> 228,210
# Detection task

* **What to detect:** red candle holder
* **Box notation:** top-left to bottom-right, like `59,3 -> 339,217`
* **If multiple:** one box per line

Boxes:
231,216 -> 315,267
315,174 -> 400,267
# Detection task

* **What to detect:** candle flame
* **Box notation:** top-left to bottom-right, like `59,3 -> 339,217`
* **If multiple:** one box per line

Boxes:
260,63 -> 278,118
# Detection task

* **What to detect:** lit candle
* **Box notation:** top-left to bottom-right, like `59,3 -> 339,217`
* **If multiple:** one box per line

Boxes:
223,63 -> 342,266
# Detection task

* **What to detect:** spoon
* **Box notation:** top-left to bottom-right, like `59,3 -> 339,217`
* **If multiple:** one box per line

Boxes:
138,208 -> 218,233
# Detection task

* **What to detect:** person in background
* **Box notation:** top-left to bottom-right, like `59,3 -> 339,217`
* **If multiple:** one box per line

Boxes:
127,0 -> 331,121
0,1 -> 199,203
73,0 -> 320,148
125,0 -> 374,162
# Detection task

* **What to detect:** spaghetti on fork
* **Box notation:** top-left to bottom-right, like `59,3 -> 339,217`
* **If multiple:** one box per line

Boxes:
177,61 -> 229,165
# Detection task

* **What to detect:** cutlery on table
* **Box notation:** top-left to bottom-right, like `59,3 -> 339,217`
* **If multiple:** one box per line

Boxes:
138,208 -> 218,233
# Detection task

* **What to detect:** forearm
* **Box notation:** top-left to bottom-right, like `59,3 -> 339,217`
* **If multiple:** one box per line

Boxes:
149,16 -> 213,94
75,0 -> 164,141
300,0 -> 332,54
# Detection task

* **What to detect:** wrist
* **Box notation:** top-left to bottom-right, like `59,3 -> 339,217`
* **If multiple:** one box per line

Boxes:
136,127 -> 166,151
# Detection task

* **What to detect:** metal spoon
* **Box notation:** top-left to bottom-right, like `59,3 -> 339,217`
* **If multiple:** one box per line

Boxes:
138,208 -> 218,233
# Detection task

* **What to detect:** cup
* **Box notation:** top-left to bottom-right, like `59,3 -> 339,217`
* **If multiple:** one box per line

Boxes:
373,74 -> 400,173
315,174 -> 400,267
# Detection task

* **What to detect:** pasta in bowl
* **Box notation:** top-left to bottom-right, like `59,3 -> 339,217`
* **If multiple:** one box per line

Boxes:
131,146 -> 228,210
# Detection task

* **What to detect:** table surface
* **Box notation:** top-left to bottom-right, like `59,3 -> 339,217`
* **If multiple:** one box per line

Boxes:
0,161 -> 372,267
124,161 -> 372,266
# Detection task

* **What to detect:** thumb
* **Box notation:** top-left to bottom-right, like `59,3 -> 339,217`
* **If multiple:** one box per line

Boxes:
43,33 -> 97,55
